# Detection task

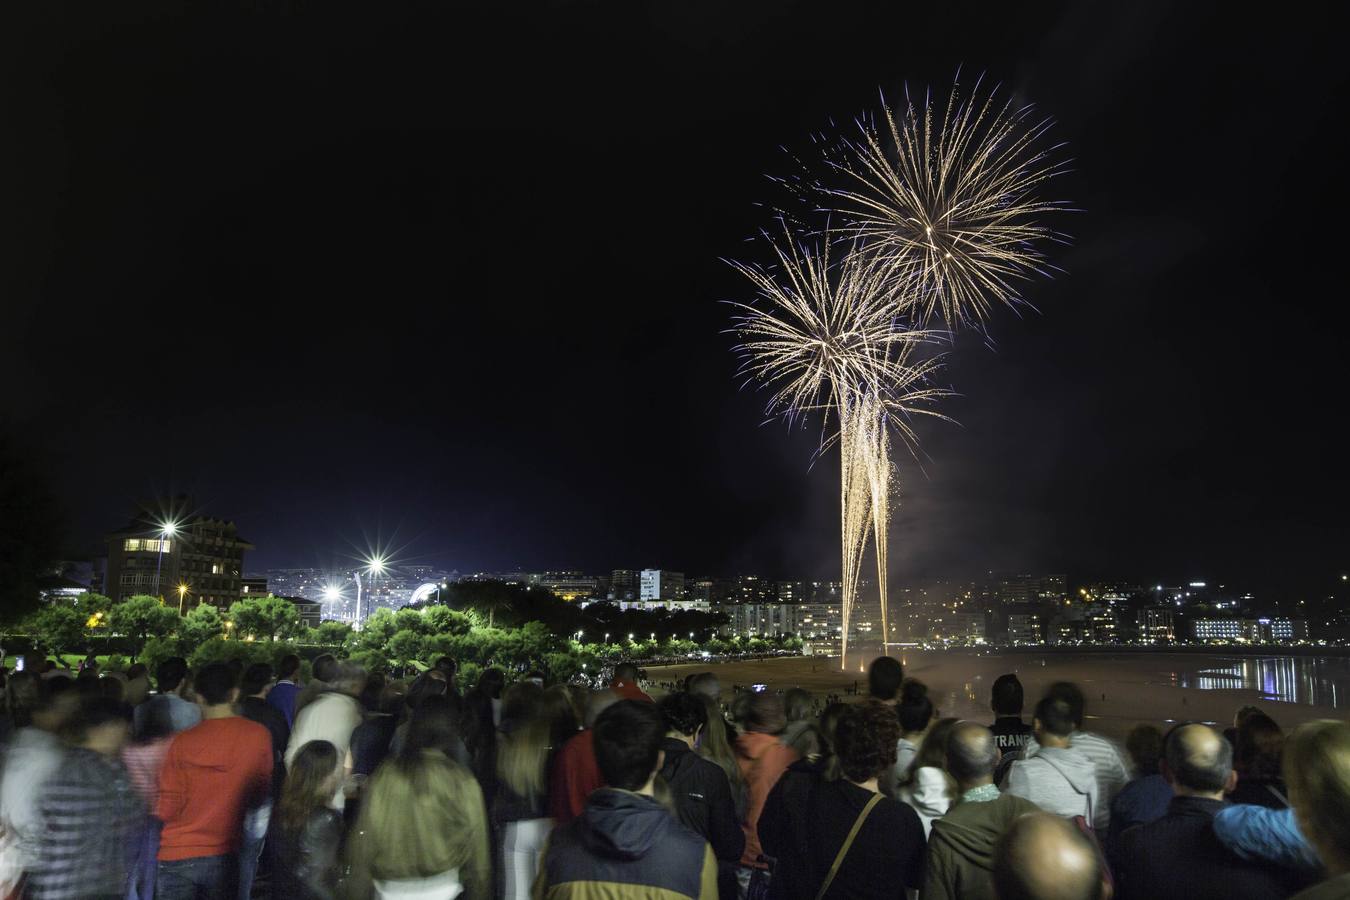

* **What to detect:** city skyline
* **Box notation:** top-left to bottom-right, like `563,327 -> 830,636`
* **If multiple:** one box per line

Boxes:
5,2 -> 1346,604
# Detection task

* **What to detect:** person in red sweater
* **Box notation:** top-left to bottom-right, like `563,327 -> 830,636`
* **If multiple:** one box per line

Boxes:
548,689 -> 618,824
156,662 -> 273,900
609,663 -> 654,704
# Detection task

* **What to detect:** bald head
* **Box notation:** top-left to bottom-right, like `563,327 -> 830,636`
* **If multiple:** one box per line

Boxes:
947,721 -> 999,787
994,813 -> 1102,900
1164,724 -> 1235,798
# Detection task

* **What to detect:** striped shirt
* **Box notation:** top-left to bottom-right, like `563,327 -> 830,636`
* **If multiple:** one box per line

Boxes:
30,748 -> 145,900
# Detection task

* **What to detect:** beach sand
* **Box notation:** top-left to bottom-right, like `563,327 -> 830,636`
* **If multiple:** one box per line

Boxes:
646,651 -> 1347,741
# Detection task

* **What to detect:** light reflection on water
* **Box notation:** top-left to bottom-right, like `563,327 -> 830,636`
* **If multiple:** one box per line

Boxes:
1175,657 -> 1348,708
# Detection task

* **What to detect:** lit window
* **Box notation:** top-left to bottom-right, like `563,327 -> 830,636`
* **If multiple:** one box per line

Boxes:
212,563 -> 222,575
124,539 -> 143,551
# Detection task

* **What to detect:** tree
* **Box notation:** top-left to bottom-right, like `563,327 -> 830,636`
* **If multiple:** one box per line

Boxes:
72,592 -> 114,617
180,603 -> 225,645
188,637 -> 294,671
358,609 -> 398,650
447,580 -> 525,629
386,629 -> 425,672
394,608 -> 428,635
422,605 -> 472,636
109,595 -> 180,658
228,596 -> 303,642
310,620 -> 354,649
25,604 -> 85,657
139,634 -> 186,674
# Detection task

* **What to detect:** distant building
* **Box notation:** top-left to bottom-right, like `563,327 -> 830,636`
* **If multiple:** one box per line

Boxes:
537,572 -> 599,602
797,601 -> 844,655
689,577 -> 736,605
998,574 -> 1067,605
1008,613 -> 1043,644
104,506 -> 253,609
1137,607 -> 1176,643
1189,617 -> 1305,643
734,575 -> 776,604
1258,620 -> 1312,639
724,603 -> 802,638
640,569 -> 685,603
609,569 -> 638,602
282,595 -> 323,629
950,612 -> 987,643
1084,607 -> 1119,643
36,573 -> 89,604
1192,618 -> 1248,641
240,577 -> 269,598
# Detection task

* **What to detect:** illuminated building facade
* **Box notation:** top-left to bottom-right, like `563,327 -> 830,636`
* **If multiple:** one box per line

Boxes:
1008,613 -> 1043,644
639,569 -> 685,603
1137,607 -> 1176,642
104,511 -> 252,609
537,572 -> 599,602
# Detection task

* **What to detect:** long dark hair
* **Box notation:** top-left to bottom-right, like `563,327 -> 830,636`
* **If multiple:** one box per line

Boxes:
404,694 -> 464,760
277,740 -> 338,832
898,680 -> 935,734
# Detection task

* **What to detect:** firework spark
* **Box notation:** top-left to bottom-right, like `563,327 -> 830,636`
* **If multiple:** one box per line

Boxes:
829,77 -> 1071,330
730,77 -> 1069,668
730,231 -> 949,664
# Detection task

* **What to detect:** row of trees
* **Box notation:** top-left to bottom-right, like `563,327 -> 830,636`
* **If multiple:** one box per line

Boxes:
9,587 -> 803,686
14,592 -> 336,660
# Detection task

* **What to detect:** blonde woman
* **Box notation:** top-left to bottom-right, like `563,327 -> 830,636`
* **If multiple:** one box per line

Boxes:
493,683 -> 554,900
1285,720 -> 1350,899
694,694 -> 747,818
346,749 -> 490,900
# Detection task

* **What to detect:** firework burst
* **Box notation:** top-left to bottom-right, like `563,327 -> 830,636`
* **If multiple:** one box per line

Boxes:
730,231 -> 950,663
829,76 -> 1071,329
729,77 -> 1069,667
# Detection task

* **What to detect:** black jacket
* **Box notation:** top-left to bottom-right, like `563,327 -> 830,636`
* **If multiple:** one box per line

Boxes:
659,738 -> 746,864
1117,796 -> 1311,900
269,807 -> 343,900
759,763 -> 925,900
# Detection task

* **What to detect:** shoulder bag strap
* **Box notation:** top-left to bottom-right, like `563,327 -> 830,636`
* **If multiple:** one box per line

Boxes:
814,792 -> 883,900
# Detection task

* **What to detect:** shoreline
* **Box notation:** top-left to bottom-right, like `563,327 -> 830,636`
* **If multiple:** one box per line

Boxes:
644,650 -> 1349,742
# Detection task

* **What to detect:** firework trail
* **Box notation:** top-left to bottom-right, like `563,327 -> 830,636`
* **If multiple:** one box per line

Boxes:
730,231 -> 949,664
829,76 -> 1071,330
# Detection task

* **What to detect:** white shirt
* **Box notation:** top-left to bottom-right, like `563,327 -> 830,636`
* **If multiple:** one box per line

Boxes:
0,728 -> 64,867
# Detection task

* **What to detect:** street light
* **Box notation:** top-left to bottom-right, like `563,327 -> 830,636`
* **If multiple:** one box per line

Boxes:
154,520 -> 180,600
353,556 -> 387,626
177,583 -> 189,614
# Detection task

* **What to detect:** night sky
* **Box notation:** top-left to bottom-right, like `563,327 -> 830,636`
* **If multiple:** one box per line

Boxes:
4,2 -> 1346,597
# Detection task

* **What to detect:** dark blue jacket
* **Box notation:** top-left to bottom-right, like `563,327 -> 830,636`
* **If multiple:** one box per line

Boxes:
1108,773 -> 1172,845
536,788 -> 717,900
1117,796 -> 1312,900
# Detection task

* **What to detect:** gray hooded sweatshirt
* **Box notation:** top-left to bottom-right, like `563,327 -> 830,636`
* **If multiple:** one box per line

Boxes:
1004,745 -> 1100,822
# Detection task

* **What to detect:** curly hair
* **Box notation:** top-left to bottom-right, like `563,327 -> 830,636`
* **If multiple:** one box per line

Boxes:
834,701 -> 901,783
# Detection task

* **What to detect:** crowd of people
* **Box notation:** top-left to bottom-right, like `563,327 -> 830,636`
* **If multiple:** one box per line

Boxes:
1,652 -> 1348,900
